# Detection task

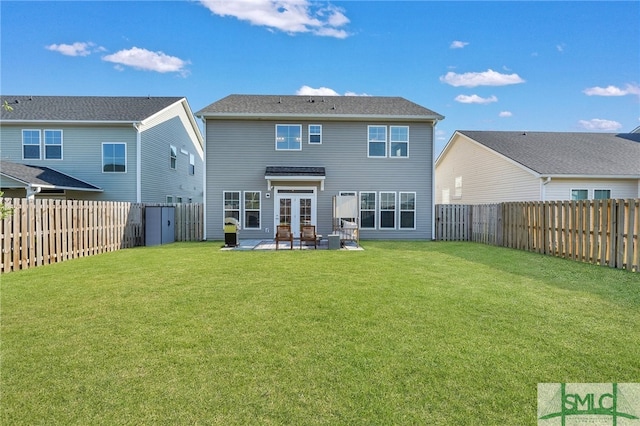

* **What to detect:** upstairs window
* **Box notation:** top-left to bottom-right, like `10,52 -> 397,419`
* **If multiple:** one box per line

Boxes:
308,124 -> 322,144
189,153 -> 195,175
22,130 -> 41,159
170,145 -> 177,169
390,126 -> 409,157
276,124 -> 302,150
368,126 -> 387,157
102,143 -> 126,173
44,130 -> 63,159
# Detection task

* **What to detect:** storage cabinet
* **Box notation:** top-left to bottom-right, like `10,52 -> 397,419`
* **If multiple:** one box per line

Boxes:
145,206 -> 175,246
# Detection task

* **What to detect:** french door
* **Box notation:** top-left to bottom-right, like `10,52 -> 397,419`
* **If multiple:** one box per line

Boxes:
274,188 -> 316,238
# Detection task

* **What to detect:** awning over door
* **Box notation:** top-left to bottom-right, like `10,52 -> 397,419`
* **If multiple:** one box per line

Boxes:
265,166 -> 326,190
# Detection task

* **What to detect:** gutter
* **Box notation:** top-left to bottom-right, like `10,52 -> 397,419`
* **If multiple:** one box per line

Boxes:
133,122 -> 142,203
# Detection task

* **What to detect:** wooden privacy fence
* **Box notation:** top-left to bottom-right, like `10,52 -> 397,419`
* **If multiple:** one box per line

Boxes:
436,199 -> 640,272
1,199 -> 203,273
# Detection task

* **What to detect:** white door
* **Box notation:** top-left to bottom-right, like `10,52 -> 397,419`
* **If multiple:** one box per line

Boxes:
274,188 -> 316,238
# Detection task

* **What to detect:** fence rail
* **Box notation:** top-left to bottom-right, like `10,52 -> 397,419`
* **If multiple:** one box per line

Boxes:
436,199 -> 639,272
1,199 -> 203,273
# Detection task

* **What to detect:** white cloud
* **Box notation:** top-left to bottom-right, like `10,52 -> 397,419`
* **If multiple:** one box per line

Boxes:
578,119 -> 622,131
454,94 -> 498,104
440,69 -> 525,87
583,84 -> 640,96
296,85 -> 370,96
450,40 -> 469,49
556,43 -> 565,53
198,0 -> 350,38
46,41 -> 103,57
499,111 -> 513,117
102,47 -> 189,75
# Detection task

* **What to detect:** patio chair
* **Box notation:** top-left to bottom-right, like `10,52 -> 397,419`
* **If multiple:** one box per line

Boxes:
300,225 -> 317,249
275,224 -> 293,250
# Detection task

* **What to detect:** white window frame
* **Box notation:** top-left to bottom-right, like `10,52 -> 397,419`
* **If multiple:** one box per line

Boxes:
594,189 -> 611,200
102,142 -> 127,173
223,191 -> 241,223
170,145 -> 177,170
389,126 -> 409,158
189,153 -> 195,175
22,129 -> 41,160
44,129 -> 63,160
570,189 -> 588,200
308,124 -> 322,144
368,125 -> 387,158
379,191 -> 396,230
360,191 -> 377,229
399,192 -> 416,230
275,124 -> 302,151
244,191 -> 261,229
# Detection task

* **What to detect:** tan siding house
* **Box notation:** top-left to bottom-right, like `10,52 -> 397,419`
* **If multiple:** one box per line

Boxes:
436,131 -> 640,204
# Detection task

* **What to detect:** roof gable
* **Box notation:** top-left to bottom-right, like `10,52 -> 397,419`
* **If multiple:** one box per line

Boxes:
0,95 -> 184,122
456,131 -> 640,176
196,95 -> 444,121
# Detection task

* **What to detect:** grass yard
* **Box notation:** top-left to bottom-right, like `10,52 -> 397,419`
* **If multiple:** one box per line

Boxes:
1,241 -> 639,425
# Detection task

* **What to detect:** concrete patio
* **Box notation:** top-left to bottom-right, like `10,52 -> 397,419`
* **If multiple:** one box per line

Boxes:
221,239 -> 362,251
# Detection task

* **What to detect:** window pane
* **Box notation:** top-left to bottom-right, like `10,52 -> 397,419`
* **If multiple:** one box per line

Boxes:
224,192 -> 240,210
24,145 -> 40,159
401,211 -> 415,229
390,142 -> 407,157
390,126 -> 408,142
361,211 -> 375,228
45,145 -> 62,159
594,190 -> 610,200
245,211 -> 260,228
369,141 -> 386,157
276,125 -> 301,150
23,130 -> 40,159
103,143 -> 126,172
400,193 -> 415,210
244,192 -> 260,209
380,211 -> 395,228
571,189 -> 588,200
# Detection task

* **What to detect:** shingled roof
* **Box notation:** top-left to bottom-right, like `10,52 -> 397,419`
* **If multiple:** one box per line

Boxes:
456,131 -> 640,176
196,95 -> 444,120
0,95 -> 184,122
0,160 -> 101,191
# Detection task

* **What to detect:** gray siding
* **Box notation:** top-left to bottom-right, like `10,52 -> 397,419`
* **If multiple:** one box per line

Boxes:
544,178 -> 640,200
206,119 -> 434,240
1,124 -> 138,202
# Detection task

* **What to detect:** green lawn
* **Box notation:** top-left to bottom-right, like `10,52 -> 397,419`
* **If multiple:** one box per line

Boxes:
1,241 -> 639,425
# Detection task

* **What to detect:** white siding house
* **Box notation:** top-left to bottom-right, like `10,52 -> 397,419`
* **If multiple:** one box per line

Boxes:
436,131 -> 640,204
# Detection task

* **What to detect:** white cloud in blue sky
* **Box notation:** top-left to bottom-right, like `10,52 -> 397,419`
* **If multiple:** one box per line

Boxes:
454,94 -> 497,104
102,47 -> 190,76
450,40 -> 469,49
46,42 -> 104,57
499,111 -> 513,118
583,84 -> 640,97
296,85 -> 370,96
198,0 -> 350,38
578,119 -> 622,131
440,69 -> 525,87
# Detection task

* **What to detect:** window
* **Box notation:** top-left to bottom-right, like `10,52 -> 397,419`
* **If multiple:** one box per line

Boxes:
170,145 -> 177,169
390,126 -> 409,157
594,189 -> 611,200
276,124 -> 302,150
244,191 -> 261,229
224,191 -> 240,222
360,192 -> 376,229
44,130 -> 62,159
166,195 -> 174,203
22,130 -> 41,159
189,153 -> 195,175
442,189 -> 450,205
380,192 -> 396,229
308,124 -> 322,144
176,196 -> 183,203
102,143 -> 126,173
400,192 -> 416,229
368,126 -> 387,157
571,189 -> 588,200
454,176 -> 463,198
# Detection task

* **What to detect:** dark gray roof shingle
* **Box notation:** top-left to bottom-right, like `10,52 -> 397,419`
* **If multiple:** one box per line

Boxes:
0,160 -> 101,191
0,95 -> 184,122
458,131 -> 640,176
196,95 -> 444,120
265,166 -> 326,176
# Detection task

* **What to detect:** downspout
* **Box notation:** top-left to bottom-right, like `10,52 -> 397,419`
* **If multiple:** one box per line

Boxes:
431,123 -> 436,240
133,122 -> 142,203
541,176 -> 551,201
199,116 -> 207,241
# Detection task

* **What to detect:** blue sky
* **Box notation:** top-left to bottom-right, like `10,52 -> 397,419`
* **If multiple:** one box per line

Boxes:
2,0 -> 639,154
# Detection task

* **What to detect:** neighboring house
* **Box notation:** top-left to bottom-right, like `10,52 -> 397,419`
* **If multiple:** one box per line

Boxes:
196,94 -> 444,241
0,95 -> 204,203
435,130 -> 640,204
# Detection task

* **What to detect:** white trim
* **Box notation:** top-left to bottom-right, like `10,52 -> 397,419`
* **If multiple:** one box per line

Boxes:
243,190 -> 262,229
308,124 -> 322,144
134,123 -> 141,202
367,125 -> 388,158
379,191 -> 397,230
21,129 -> 41,160
101,142 -> 128,174
202,118 -> 207,240
359,191 -> 377,230
399,191 -> 417,230
389,125 -> 409,158
275,124 -> 303,151
273,186 -> 317,238
43,129 -> 63,160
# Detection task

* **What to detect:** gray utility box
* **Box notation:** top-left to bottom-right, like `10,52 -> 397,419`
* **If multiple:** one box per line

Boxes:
145,206 -> 175,246
328,234 -> 341,250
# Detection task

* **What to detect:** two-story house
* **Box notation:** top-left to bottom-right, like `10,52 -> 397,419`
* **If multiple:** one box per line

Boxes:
436,130 -> 640,204
0,95 -> 204,203
196,94 -> 444,241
